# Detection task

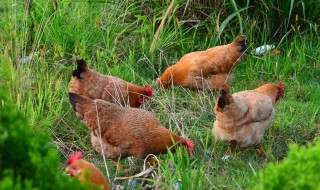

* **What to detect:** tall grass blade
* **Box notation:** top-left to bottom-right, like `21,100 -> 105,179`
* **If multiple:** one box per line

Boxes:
230,0 -> 243,34
287,0 -> 295,28
150,0 -> 177,53
301,1 -> 305,20
214,7 -> 249,45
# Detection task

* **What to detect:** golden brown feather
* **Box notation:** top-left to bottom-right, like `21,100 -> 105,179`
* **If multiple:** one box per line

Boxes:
213,82 -> 284,156
69,59 -> 153,108
157,35 -> 247,92
68,93 -> 194,168
66,152 -> 110,190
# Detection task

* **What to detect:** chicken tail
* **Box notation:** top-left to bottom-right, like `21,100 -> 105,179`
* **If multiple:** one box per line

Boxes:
217,85 -> 233,109
69,92 -> 93,120
72,59 -> 88,79
231,35 -> 247,53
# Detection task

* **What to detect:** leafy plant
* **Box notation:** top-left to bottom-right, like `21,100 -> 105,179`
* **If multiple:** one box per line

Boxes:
0,88 -> 86,189
252,140 -> 320,190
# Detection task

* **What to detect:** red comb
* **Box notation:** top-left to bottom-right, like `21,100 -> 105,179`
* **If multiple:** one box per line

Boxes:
186,139 -> 194,155
276,81 -> 284,101
278,81 -> 284,89
67,151 -> 82,165
144,85 -> 153,98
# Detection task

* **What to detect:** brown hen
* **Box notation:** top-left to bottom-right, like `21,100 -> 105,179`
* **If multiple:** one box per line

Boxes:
68,93 -> 194,170
213,82 -> 284,157
157,35 -> 247,92
70,59 -> 153,108
66,151 -> 110,190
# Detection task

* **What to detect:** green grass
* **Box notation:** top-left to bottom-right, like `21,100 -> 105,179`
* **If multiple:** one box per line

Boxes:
1,0 -> 319,189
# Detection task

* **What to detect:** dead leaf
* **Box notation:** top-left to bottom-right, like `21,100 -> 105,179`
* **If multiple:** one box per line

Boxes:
273,49 -> 280,55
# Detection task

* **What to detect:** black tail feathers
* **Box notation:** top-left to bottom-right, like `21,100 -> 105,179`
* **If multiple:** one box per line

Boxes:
217,87 -> 231,109
68,93 -> 80,112
234,35 -> 247,53
72,59 -> 87,79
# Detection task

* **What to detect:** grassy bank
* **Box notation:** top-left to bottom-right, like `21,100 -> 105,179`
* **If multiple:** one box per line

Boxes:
1,0 -> 319,189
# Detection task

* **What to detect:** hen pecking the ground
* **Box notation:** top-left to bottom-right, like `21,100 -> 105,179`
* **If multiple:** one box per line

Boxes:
68,92 -> 194,170
157,35 -> 247,92
70,59 -> 153,108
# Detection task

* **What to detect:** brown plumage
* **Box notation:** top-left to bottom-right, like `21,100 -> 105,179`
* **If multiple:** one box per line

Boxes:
69,59 -> 153,108
213,82 -> 284,156
68,93 -> 194,169
157,35 -> 247,92
66,152 -> 110,190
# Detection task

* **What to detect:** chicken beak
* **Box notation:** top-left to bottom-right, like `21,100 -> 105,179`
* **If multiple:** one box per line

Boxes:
65,167 -> 69,173
138,95 -> 145,104
156,78 -> 161,86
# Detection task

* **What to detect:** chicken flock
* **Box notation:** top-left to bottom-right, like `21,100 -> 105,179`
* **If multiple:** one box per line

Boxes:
65,35 -> 285,188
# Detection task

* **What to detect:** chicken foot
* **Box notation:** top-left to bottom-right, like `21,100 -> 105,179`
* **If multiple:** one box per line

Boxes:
256,146 -> 267,157
113,160 -> 124,171
227,140 -> 238,155
229,145 -> 267,157
227,145 -> 244,157
147,157 -> 158,168
228,145 -> 234,155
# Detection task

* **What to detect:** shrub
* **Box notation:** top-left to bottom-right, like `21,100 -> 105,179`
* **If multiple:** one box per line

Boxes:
0,89 -> 86,190
252,140 -> 320,190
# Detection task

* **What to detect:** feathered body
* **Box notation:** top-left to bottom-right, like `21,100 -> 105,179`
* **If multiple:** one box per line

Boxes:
69,93 -> 194,162
213,82 -> 284,154
157,35 -> 247,92
66,152 -> 110,190
69,59 -> 153,108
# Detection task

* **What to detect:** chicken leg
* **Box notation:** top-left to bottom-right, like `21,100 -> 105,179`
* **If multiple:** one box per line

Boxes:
147,157 -> 158,168
228,145 -> 234,155
256,146 -> 267,157
228,140 -> 238,155
113,160 -> 123,171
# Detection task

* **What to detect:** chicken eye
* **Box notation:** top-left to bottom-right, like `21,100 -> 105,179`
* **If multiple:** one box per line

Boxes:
72,166 -> 77,170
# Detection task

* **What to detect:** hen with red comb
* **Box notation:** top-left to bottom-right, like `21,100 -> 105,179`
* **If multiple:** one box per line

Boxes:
69,59 -> 153,108
69,92 -> 194,171
213,82 -> 284,157
67,151 -> 82,166
65,151 -> 110,190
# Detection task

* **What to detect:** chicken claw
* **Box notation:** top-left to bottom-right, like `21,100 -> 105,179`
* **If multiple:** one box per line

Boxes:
256,146 -> 267,157
113,160 -> 124,171
225,145 -> 242,159
147,157 -> 158,168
